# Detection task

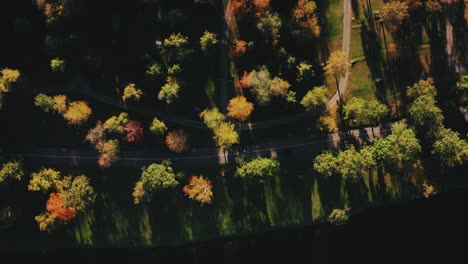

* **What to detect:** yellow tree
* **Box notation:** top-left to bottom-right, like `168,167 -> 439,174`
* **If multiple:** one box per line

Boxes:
227,96 -> 254,122
122,83 -> 143,102
0,68 -> 20,93
53,95 -> 67,114
183,176 -> 213,206
324,51 -> 350,101
63,101 -> 92,125
381,1 -> 409,27
213,122 -> 239,150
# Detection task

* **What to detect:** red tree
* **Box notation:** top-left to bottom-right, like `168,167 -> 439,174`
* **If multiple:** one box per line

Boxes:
240,71 -> 250,89
234,40 -> 247,57
124,120 -> 144,143
46,192 -> 76,221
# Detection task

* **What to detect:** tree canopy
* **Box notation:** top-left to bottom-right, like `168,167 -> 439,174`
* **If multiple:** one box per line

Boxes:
0,161 -> 24,185
183,176 -> 213,206
133,161 -> 179,204
300,86 -> 329,111
199,107 -> 225,130
213,122 -> 239,150
227,96 -> 254,122
235,157 -> 280,183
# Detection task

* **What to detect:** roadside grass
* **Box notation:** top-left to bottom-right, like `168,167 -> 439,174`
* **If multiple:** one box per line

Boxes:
346,61 -> 375,100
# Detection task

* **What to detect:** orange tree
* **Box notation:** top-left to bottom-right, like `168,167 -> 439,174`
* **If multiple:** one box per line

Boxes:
227,96 -> 254,122
183,176 -> 213,206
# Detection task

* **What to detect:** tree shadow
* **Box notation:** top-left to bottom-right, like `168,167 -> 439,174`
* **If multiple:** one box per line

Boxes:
360,23 -> 385,101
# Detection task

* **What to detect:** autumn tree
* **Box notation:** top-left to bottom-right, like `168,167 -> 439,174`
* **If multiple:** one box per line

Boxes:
63,101 -> 92,125
46,192 -> 76,221
35,212 -> 57,232
166,130 -> 190,153
56,175 -> 96,213
133,161 -> 179,204
240,71 -> 250,88
213,122 -> 239,150
124,121 -> 144,143
234,40 -> 248,57
296,62 -> 314,81
96,139 -> 119,168
300,86 -> 328,111
324,51 -> 350,100
149,117 -> 167,136
53,95 -> 67,114
85,121 -> 106,145
248,66 -> 273,104
50,58 -> 65,72
227,96 -> 254,122
146,63 -> 164,79
257,11 -> 282,42
158,77 -> 180,104
343,97 -> 366,123
122,83 -> 143,102
327,208 -> 349,226
34,94 -> 55,112
407,78 -> 437,100
425,0 -> 442,13
0,161 -> 24,185
293,0 -> 321,36
162,33 -> 189,64
269,77 -> 290,96
0,68 -> 20,93
200,31 -> 218,54
28,168 -> 61,193
183,176 -> 213,206
199,107 -> 225,130
235,156 -> 280,184
381,1 -> 409,27
313,152 -> 337,177
104,112 -> 129,134
432,127 -> 468,168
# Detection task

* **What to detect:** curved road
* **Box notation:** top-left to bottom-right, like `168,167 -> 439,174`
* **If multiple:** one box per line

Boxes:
18,122 -> 394,168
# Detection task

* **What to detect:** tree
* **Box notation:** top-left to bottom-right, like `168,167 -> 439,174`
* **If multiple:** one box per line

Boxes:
240,71 -> 250,88
183,176 -> 213,206
96,140 -> 119,168
235,157 -> 280,183
35,212 -> 57,232
248,66 -> 273,105
56,175 -> 96,213
122,83 -> 142,102
257,11 -> 282,42
227,96 -> 254,122
200,31 -> 218,54
0,161 -> 24,184
425,0 -> 442,13
327,208 -> 349,226
364,99 -> 388,131
422,180 -> 437,198
104,112 -> 129,134
146,63 -> 164,79
163,33 -> 189,63
50,58 -> 65,72
46,192 -> 76,221
234,40 -> 247,57
166,130 -> 190,153
324,51 -> 350,100
34,94 -> 55,112
124,121 -> 143,143
85,121 -> 105,145
407,78 -> 437,100
253,0 -> 270,11
158,77 -> 180,104
53,95 -> 67,114
313,152 -> 337,177
28,168 -> 61,193
343,97 -> 366,122
167,64 -> 181,76
213,122 -> 239,150
432,127 -> 468,168
456,75 -> 468,94
269,77 -> 290,96
199,107 -> 225,130
408,94 -> 444,132
0,68 -> 20,93
335,145 -> 371,182
300,86 -> 328,111
296,62 -> 314,81
133,161 -> 179,204
372,122 -> 421,170
381,1 -> 409,26
293,0 -> 321,36
149,117 -> 167,136
63,101 -> 92,125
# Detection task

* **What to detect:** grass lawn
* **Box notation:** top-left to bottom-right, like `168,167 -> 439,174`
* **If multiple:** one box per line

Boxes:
325,0 -> 344,51
346,61 -> 375,100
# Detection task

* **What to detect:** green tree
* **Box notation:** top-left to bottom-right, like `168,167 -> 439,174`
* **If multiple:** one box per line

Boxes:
432,127 -> 468,168
213,122 -> 239,150
146,63 -> 164,79
34,94 -> 55,112
248,66 -> 273,105
0,161 -> 24,184
256,11 -> 282,42
158,78 -> 180,104
407,78 -> 437,100
199,107 -> 225,130
133,161 -> 179,204
56,175 -> 96,213
28,168 -> 61,193
149,117 -> 167,136
300,86 -> 328,111
167,64 -> 181,76
200,31 -> 218,53
296,62 -> 314,81
343,97 -> 366,123
122,83 -> 143,102
456,75 -> 468,94
408,94 -> 444,133
104,112 -> 129,134
327,208 -> 349,226
313,151 -> 337,177
235,157 -> 280,183
50,58 -> 65,72
335,145 -> 372,182
364,99 -> 388,134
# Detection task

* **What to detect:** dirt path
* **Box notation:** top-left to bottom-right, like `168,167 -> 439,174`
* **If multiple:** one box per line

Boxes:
445,17 -> 467,74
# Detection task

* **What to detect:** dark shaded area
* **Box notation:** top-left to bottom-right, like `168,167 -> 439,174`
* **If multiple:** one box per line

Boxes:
2,186 -> 468,264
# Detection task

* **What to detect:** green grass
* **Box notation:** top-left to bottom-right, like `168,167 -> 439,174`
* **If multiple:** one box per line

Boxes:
325,0 -> 344,50
346,61 -> 375,100
350,27 -> 365,60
